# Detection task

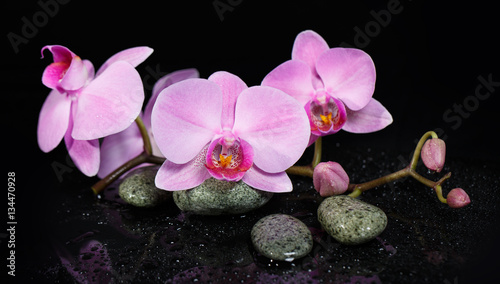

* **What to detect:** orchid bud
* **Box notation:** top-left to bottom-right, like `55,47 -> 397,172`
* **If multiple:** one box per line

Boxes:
447,188 -> 470,208
421,138 -> 446,172
313,162 -> 349,197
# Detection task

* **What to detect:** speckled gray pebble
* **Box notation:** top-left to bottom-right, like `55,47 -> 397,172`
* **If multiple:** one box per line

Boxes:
317,195 -> 387,245
173,178 -> 273,215
251,214 -> 313,261
119,166 -> 171,207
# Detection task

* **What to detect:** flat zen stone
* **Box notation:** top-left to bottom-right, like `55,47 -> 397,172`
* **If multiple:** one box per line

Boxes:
251,214 -> 313,261
173,178 -> 273,215
118,166 -> 171,207
317,195 -> 387,245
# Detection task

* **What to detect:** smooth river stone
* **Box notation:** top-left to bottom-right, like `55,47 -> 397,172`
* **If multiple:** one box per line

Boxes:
118,166 -> 171,207
317,195 -> 387,245
173,178 -> 273,215
251,214 -> 313,261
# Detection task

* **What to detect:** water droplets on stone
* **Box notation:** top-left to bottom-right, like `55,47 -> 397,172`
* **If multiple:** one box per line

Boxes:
251,214 -> 313,261
317,195 -> 387,245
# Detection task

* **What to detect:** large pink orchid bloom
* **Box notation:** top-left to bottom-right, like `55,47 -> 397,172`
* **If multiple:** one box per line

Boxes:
37,45 -> 153,176
262,30 -> 392,144
97,68 -> 199,178
151,71 -> 310,193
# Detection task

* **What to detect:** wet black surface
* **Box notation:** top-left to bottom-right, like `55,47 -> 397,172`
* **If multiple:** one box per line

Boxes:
15,144 -> 500,283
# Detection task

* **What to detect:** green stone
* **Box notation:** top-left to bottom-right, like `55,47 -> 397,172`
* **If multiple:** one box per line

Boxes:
118,166 -> 171,207
173,178 -> 273,215
317,195 -> 387,245
251,214 -> 313,261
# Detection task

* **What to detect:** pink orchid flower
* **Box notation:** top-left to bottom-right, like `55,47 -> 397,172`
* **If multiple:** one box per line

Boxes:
151,71 -> 310,193
37,45 -> 153,176
97,68 -> 199,178
262,30 -> 392,144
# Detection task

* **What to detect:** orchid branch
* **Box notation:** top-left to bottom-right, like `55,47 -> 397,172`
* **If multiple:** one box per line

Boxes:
91,117 -> 166,194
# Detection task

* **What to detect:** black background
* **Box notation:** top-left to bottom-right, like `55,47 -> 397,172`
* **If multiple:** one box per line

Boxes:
3,0 -> 500,282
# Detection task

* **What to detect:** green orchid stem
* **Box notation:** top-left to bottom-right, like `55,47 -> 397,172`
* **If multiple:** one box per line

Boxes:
286,137 -> 323,178
135,116 -> 153,156
410,130 -> 438,171
347,166 -> 451,203
91,116 -> 165,195
347,130 -> 450,204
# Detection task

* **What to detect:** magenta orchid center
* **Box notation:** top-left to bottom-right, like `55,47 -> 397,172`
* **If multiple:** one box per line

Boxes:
205,130 -> 254,181
308,90 -> 346,134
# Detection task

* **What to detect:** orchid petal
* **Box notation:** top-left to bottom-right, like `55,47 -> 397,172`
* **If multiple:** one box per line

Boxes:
65,135 -> 100,177
155,147 -> 211,191
307,95 -> 347,136
37,89 -> 71,153
41,45 -> 75,64
41,45 -> 87,91
96,46 -> 153,76
316,48 -> 376,111
208,71 -> 248,129
151,78 -> 222,164
64,113 -> 99,177
144,68 -> 200,131
262,60 -> 315,106
343,98 -> 393,133
242,166 -> 293,193
83,59 -> 95,82
307,134 -> 320,147
59,55 -> 88,91
72,61 -> 144,140
97,122 -> 144,178
233,86 -> 310,173
291,30 -> 329,76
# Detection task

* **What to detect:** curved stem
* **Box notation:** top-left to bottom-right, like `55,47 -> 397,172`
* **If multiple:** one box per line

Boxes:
91,152 -> 147,194
91,152 -> 166,194
135,116 -> 152,156
311,136 -> 322,168
286,165 -> 314,178
347,167 -> 410,197
286,137 -> 323,178
410,130 -> 438,170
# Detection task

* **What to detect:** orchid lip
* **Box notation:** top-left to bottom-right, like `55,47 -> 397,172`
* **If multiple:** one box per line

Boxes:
308,94 -> 346,135
205,134 -> 254,182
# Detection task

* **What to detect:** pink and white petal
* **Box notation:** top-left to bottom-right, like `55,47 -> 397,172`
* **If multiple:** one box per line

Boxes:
208,71 -> 248,129
342,98 -> 393,133
262,60 -> 315,106
59,55 -> 88,91
316,48 -> 376,111
307,134 -> 320,147
96,46 -> 153,76
37,89 -> 72,153
155,150 -> 211,191
83,59 -> 95,82
151,78 -> 222,164
291,30 -> 330,75
144,68 -> 200,131
233,86 -> 310,173
65,133 -> 100,177
41,45 -> 75,64
97,122 -> 144,178
42,62 -> 70,90
242,166 -> 293,193
72,61 -> 144,140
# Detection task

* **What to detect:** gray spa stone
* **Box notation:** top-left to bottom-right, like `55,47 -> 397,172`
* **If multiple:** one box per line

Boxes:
251,214 -> 313,261
317,195 -> 387,245
173,178 -> 273,215
118,166 -> 171,207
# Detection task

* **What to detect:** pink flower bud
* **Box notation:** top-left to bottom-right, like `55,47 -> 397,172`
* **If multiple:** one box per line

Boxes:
313,162 -> 349,197
447,188 -> 470,208
421,138 -> 446,172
